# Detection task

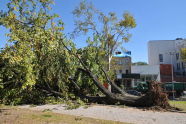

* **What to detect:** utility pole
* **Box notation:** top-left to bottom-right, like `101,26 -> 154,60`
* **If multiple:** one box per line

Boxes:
169,52 -> 175,100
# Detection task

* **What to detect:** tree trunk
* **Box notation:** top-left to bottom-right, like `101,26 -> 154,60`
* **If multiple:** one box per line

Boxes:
78,68 -> 170,108
59,37 -> 169,108
78,68 -> 152,106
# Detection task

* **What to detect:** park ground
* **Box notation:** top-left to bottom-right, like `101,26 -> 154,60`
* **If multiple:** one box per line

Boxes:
0,104 -> 126,124
0,101 -> 186,124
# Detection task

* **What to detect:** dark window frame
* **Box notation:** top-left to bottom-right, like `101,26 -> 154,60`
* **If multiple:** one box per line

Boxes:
159,54 -> 163,62
176,53 -> 179,60
177,63 -> 180,70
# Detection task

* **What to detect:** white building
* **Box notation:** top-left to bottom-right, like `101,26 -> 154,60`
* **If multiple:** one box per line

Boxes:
131,65 -> 160,87
148,38 -> 186,76
131,65 -> 160,81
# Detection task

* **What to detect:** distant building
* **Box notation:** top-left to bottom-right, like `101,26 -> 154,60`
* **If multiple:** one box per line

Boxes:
131,64 -> 186,84
130,38 -> 186,86
131,65 -> 160,81
148,38 -> 186,76
111,52 -> 133,89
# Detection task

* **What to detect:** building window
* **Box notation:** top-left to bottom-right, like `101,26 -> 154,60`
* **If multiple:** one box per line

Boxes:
117,60 -> 123,65
134,82 -> 138,86
159,54 -> 163,62
126,70 -> 129,74
177,63 -> 180,70
176,53 -> 179,60
182,62 -> 185,69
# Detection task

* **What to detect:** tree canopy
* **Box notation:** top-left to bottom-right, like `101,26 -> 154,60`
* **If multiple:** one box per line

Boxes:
0,0 -> 79,104
72,1 -> 136,70
181,48 -> 186,62
132,62 -> 148,66
0,0 -> 170,109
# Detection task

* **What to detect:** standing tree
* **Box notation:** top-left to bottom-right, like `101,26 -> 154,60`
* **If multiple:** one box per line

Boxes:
181,48 -> 186,62
69,1 -> 170,108
72,1 -> 136,71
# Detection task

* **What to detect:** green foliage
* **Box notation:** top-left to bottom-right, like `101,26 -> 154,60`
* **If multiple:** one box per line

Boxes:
132,61 -> 148,65
0,0 -> 135,106
0,0 -> 109,105
72,1 -> 136,71
66,98 -> 85,110
0,0 -> 78,105
76,46 -> 105,95
181,48 -> 186,62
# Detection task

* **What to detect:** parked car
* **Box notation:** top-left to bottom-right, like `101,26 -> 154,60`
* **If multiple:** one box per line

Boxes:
126,90 -> 142,96
179,91 -> 186,101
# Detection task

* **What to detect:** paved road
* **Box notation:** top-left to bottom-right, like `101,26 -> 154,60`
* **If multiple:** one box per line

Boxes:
20,104 -> 186,124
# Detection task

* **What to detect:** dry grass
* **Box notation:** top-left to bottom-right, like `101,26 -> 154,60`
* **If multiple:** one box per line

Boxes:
0,105 -> 128,124
169,101 -> 186,111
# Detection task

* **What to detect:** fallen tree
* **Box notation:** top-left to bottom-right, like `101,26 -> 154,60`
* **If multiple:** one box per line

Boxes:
69,1 -> 170,108
60,38 -> 170,108
0,0 -> 171,109
70,68 -> 170,108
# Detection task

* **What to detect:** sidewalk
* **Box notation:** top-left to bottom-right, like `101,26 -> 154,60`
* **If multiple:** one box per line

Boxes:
20,104 -> 186,124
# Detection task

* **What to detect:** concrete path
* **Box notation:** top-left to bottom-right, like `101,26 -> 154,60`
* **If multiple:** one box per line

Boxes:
19,104 -> 186,124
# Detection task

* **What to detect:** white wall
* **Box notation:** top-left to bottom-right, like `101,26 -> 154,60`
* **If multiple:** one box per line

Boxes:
148,39 -> 186,75
148,40 -> 176,65
131,65 -> 160,81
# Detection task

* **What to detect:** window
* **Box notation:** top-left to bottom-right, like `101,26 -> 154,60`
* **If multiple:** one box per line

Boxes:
177,63 -> 180,70
134,82 -> 138,86
126,70 -> 129,74
176,53 -> 179,60
159,54 -> 163,62
182,62 -> 185,69
117,60 -> 123,65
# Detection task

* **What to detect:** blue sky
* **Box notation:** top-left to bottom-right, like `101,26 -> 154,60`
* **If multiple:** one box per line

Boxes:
1,0 -> 186,63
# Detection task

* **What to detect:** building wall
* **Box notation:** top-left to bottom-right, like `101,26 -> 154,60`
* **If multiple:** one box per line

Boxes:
160,64 -> 172,82
148,39 -> 186,76
148,40 -> 176,65
111,56 -> 132,89
160,64 -> 172,76
131,64 -> 186,83
111,56 -> 131,75
131,65 -> 160,81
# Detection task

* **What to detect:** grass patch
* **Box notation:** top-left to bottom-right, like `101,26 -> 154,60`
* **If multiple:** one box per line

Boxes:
41,114 -> 52,118
0,105 -> 129,124
169,101 -> 186,111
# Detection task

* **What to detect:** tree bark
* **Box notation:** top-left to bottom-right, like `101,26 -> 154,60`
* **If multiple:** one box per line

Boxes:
77,68 -> 155,107
59,37 -> 169,108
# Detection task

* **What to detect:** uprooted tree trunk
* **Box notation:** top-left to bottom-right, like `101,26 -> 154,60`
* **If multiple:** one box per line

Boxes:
73,68 -> 170,108
60,38 -> 170,108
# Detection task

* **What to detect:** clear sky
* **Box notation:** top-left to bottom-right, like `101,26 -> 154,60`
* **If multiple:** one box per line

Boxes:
1,0 -> 186,63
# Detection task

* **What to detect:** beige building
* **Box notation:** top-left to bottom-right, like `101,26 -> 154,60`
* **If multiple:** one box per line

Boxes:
111,53 -> 132,89
111,56 -> 131,78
